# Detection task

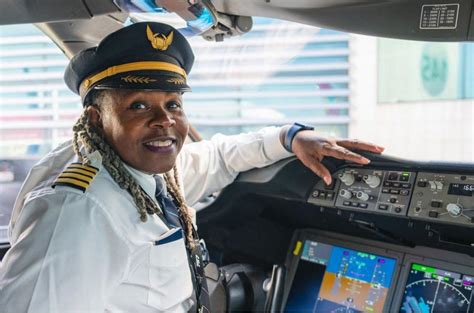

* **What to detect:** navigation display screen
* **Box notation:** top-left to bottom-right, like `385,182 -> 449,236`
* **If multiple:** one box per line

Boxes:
400,263 -> 474,313
284,240 -> 397,313
448,183 -> 474,197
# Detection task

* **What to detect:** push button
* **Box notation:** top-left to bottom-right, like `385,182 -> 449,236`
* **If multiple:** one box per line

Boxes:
359,203 -> 368,209
390,189 -> 400,194
343,201 -> 351,206
400,190 -> 410,196
389,198 -> 397,203
400,175 -> 409,182
383,182 -> 391,187
401,183 -> 411,188
417,181 -> 427,187
382,188 -> 390,193
324,180 -> 335,190
431,201 -> 442,208
392,182 -> 401,188
350,202 -> 360,207
326,192 -> 334,199
378,204 -> 388,211
429,211 -> 439,218
388,173 -> 399,181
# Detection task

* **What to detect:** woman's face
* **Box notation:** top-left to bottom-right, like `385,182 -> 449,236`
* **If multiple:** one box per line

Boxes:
88,89 -> 189,174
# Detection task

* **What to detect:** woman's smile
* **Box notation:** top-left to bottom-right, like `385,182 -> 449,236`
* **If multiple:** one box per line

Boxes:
143,137 -> 177,153
88,90 -> 189,174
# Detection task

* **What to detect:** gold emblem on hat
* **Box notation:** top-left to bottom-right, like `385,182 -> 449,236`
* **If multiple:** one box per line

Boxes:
146,25 -> 173,51
121,75 -> 157,83
167,77 -> 185,85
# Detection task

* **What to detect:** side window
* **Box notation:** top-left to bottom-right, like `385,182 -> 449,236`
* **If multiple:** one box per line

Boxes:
185,18 -> 350,139
0,24 -> 81,243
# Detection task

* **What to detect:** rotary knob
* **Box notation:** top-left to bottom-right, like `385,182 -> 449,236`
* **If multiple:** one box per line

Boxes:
446,203 -> 463,217
339,189 -> 353,200
363,175 -> 381,188
338,172 -> 355,186
356,191 -> 370,201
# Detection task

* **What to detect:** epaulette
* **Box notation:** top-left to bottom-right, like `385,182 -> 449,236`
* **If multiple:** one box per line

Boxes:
52,163 -> 99,193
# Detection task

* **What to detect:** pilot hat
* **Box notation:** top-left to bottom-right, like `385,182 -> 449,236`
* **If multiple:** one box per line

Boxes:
64,22 -> 194,104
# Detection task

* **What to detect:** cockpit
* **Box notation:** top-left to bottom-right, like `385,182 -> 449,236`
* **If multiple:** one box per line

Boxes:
0,1 -> 473,312
199,153 -> 474,312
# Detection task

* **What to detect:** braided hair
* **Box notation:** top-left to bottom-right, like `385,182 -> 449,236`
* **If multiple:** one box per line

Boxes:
72,90 -> 195,247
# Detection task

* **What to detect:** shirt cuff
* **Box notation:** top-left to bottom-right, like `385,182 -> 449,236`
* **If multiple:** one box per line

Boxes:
262,126 -> 294,161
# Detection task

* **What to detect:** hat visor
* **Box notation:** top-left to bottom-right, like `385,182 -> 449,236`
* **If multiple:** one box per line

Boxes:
90,72 -> 191,94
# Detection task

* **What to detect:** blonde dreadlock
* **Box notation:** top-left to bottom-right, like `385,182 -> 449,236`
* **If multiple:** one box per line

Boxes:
72,90 -> 195,247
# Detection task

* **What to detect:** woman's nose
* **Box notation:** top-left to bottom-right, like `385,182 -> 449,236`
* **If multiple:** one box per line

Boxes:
149,108 -> 176,128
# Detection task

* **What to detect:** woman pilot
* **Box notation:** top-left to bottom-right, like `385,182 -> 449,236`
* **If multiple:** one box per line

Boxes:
0,22 -> 384,312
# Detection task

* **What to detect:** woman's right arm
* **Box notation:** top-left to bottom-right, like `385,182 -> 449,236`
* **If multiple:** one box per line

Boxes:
0,191 -> 131,313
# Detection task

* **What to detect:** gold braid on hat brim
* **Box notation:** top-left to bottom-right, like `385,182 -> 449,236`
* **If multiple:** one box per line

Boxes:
79,61 -> 187,98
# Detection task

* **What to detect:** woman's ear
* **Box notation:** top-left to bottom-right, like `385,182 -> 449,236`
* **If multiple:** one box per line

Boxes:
86,106 -> 103,129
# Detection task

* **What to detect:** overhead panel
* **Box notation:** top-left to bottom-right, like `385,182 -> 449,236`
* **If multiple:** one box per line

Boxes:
213,0 -> 474,41
0,0 -> 92,25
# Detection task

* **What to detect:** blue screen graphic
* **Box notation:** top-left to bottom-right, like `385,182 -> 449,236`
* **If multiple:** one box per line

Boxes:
285,240 -> 397,313
400,263 -> 473,313
326,246 -> 395,289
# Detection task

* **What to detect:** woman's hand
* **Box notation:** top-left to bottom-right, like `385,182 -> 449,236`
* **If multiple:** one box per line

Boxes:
285,128 -> 384,185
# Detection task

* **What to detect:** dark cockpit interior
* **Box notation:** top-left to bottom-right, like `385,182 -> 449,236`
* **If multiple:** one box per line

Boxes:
198,153 -> 474,312
0,1 -> 473,312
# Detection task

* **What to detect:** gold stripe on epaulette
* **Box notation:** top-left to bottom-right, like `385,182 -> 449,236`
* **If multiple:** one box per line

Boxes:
52,163 -> 99,192
67,163 -> 98,174
62,169 -> 95,178
69,162 -> 99,171
58,172 -> 94,183
53,178 -> 90,192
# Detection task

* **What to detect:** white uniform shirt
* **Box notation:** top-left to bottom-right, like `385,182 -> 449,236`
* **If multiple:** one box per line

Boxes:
0,127 -> 292,313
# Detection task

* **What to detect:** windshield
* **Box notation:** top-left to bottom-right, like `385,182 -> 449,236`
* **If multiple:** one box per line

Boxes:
0,16 -> 473,242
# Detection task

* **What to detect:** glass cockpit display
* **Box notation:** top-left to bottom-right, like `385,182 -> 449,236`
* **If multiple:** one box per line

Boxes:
285,240 -> 397,313
400,263 -> 474,313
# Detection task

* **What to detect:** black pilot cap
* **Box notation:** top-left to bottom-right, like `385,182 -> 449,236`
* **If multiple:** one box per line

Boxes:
64,22 -> 194,104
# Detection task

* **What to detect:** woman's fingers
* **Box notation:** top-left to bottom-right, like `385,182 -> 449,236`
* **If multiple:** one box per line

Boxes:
292,133 -> 385,183
321,145 -> 371,165
302,156 -> 332,184
337,139 -> 385,154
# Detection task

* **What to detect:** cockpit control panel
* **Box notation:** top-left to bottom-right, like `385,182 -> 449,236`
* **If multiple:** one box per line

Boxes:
308,168 -> 474,227
409,172 -> 474,226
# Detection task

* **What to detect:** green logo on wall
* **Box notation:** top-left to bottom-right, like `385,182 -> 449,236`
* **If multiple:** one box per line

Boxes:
421,44 -> 448,97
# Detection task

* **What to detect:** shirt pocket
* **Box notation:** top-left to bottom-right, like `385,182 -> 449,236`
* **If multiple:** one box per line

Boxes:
147,228 -> 194,310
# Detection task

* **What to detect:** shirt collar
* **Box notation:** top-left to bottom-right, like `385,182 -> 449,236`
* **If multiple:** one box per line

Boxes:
122,163 -> 164,200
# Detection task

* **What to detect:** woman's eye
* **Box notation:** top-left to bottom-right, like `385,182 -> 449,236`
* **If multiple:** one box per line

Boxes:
167,101 -> 182,110
130,102 -> 147,110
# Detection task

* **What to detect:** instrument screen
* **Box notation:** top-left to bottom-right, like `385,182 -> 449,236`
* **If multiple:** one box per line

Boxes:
284,240 -> 397,313
400,263 -> 474,313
